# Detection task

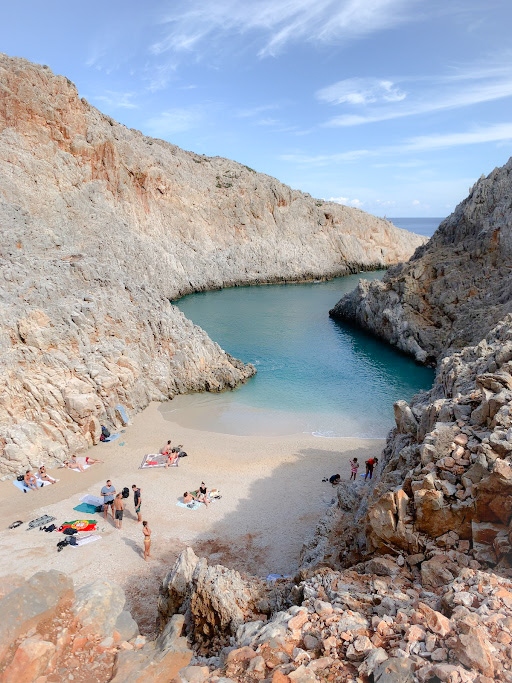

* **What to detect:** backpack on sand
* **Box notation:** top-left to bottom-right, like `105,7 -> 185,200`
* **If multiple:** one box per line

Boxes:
122,487 -> 129,499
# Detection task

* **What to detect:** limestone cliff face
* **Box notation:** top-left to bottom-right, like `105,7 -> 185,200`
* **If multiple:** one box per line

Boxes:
330,157 -> 512,364
0,54 -> 423,474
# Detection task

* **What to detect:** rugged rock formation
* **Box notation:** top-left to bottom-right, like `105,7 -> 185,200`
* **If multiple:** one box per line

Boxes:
0,570 -> 187,683
330,157 -> 512,364
0,53 -> 423,476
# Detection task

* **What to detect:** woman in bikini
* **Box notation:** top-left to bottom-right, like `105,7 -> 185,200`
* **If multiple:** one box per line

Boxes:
142,521 -> 151,561
38,466 -> 56,484
196,482 -> 210,507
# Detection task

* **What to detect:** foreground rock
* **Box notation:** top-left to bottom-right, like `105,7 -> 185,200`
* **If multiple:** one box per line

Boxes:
0,53 -> 423,476
330,157 -> 512,364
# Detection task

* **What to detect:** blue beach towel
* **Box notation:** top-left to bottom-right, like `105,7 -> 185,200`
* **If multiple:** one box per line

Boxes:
115,404 -> 129,424
12,480 -> 50,493
176,500 -> 201,510
103,433 -> 121,443
73,503 -> 99,514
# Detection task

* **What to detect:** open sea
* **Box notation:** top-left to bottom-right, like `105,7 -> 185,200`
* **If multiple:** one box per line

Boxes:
169,266 -> 435,439
389,217 -> 444,238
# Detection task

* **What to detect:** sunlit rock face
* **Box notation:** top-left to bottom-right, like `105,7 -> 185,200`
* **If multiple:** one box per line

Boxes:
330,157 -> 512,365
0,53 -> 423,475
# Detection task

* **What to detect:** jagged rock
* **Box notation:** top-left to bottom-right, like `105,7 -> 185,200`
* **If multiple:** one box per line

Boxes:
0,570 -> 73,661
373,656 -> 415,683
1,637 -> 56,683
452,626 -> 495,678
475,459 -> 512,524
73,579 -> 137,638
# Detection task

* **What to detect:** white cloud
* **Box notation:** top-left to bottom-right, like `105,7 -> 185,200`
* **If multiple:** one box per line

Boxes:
93,91 -> 138,109
151,0 -> 420,59
145,107 -> 204,137
280,121 -> 512,165
328,196 -> 363,207
317,78 -> 406,106
322,54 -> 512,127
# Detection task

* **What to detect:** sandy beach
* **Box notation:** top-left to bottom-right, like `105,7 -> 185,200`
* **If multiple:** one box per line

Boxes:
0,398 -> 383,635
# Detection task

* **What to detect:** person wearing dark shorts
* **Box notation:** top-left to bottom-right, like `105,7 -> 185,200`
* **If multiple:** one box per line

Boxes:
114,493 -> 124,529
100,479 -> 116,520
364,457 -> 379,480
132,484 -> 142,522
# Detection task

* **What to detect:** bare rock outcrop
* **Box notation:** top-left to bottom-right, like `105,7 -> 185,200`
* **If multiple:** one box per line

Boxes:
330,157 -> 512,364
0,53 -> 423,476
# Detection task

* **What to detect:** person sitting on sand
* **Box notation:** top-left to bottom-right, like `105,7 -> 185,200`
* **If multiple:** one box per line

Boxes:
38,466 -> 56,484
160,440 -> 172,456
183,491 -> 197,504
24,469 -> 39,490
165,448 -> 180,468
196,482 -> 210,507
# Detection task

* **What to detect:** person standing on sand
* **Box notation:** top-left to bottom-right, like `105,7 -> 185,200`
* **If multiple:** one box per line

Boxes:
100,479 -> 116,521
142,521 -> 151,560
364,457 -> 379,481
132,484 -> 142,522
113,493 -> 124,530
350,458 -> 359,481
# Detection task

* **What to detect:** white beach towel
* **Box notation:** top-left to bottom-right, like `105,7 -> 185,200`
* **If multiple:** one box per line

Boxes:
80,494 -> 104,507
73,533 -> 101,546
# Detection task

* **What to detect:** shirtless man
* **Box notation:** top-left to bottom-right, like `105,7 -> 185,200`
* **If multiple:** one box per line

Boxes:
113,493 -> 124,530
159,440 -> 172,456
24,470 -> 39,490
142,521 -> 151,561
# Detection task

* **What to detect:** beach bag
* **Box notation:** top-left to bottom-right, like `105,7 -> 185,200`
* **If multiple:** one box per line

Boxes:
122,487 -> 129,499
16,475 -> 24,482
209,488 -> 221,499
62,527 -> 78,535
95,504 -> 104,513
101,425 -> 111,439
178,451 -> 188,458
57,538 -> 69,552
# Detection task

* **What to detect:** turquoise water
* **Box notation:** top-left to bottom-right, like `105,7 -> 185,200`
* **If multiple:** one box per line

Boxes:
171,272 -> 434,438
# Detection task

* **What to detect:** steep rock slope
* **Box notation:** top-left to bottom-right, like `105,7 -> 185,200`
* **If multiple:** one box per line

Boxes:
330,158 -> 512,364
0,54 -> 423,474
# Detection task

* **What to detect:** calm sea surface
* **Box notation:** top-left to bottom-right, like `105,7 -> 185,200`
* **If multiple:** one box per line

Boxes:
169,271 -> 435,438
389,217 -> 444,237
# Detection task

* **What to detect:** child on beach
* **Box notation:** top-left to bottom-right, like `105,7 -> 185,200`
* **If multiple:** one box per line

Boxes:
350,458 -> 359,481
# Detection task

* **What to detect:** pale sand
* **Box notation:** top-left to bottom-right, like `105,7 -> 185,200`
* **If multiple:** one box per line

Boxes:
0,398 -> 384,635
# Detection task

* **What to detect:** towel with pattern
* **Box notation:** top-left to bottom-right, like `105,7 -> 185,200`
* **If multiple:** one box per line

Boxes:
139,453 -> 178,469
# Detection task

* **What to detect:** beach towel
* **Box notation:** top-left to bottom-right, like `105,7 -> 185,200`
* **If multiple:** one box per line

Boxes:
13,479 -> 51,493
35,473 -> 59,484
115,404 -> 129,425
139,453 -> 178,469
102,433 -> 121,443
176,499 -> 201,510
80,494 -> 104,507
73,503 -> 99,514
27,514 -> 56,530
58,520 -> 97,533
73,533 -> 101,546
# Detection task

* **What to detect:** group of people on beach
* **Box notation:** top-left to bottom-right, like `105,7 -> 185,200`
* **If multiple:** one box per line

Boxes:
326,456 -> 379,487
99,479 -> 151,559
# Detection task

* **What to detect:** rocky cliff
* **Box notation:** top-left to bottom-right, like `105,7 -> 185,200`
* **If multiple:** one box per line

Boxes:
330,158 -> 512,364
0,53 -> 423,475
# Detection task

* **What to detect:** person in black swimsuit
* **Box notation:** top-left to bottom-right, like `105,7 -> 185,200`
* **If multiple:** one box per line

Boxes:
197,481 -> 210,507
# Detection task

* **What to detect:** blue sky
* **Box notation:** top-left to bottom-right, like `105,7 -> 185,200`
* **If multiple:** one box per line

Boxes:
2,1 -> 512,217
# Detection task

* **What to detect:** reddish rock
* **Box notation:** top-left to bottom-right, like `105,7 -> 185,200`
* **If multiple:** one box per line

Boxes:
417,603 -> 452,637
2,638 -> 55,683
452,627 -> 494,678
288,611 -> 309,631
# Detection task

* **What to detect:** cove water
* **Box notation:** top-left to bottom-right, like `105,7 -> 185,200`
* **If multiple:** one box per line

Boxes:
169,272 -> 434,439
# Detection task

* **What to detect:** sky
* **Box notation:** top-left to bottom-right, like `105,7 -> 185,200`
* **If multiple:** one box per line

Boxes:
2,1 -> 512,218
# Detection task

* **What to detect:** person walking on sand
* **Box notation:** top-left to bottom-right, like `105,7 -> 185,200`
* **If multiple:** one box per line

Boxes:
364,457 -> 379,481
132,484 -> 142,522
350,458 -> 359,481
113,493 -> 124,530
142,521 -> 151,560
100,479 -> 116,521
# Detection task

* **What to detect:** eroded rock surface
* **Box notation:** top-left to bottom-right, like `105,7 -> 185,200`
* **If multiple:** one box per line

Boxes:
0,53 -> 423,475
330,157 -> 512,364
